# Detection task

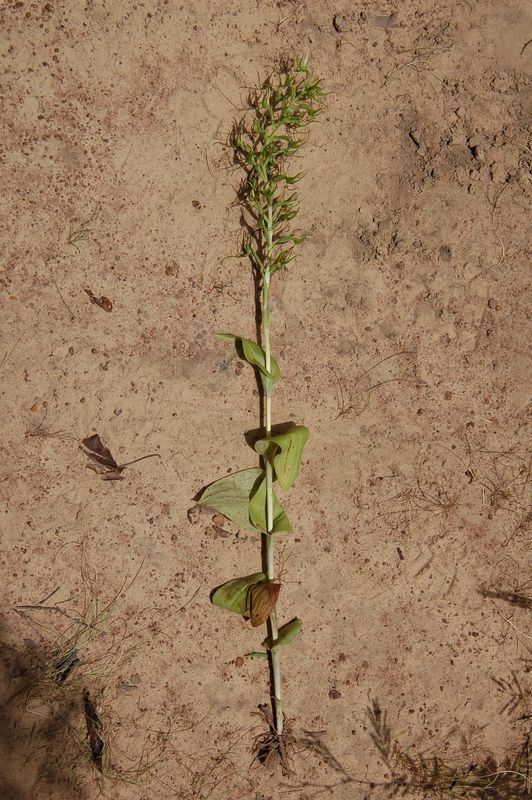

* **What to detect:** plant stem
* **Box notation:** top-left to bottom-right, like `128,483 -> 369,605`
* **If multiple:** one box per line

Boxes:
263,205 -> 283,736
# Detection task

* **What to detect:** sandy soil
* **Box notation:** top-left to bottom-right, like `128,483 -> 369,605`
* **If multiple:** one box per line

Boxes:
1,1 -> 531,798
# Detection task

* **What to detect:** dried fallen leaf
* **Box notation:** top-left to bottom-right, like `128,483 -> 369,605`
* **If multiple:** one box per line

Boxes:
53,650 -> 80,685
83,689 -> 105,771
82,434 -> 120,470
84,288 -> 113,312
81,433 -> 161,480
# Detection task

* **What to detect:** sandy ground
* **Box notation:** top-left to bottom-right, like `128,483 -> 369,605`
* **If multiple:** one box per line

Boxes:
1,1 -> 531,798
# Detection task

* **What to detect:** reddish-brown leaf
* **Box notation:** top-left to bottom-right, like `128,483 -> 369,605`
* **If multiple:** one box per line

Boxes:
81,434 -> 120,470
248,581 -> 281,627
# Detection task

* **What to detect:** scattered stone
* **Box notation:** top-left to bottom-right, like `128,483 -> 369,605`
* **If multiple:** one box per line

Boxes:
329,688 -> 342,700
439,245 -> 452,262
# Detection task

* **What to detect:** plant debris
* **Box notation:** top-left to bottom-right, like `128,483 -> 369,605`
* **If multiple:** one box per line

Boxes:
84,288 -> 113,312
53,649 -> 80,685
82,434 -> 123,478
81,434 -> 160,480
83,689 -> 105,771
252,704 -> 296,775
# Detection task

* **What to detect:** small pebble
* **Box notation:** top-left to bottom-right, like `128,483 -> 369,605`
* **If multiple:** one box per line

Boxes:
329,688 -> 342,700
235,657 -> 244,668
439,245 -> 452,262
487,298 -> 497,309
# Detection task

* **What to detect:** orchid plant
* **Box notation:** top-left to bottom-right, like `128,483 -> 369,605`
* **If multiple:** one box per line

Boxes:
195,59 -> 323,753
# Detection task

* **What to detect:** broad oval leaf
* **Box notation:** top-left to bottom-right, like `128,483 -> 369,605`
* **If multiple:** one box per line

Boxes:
263,617 -> 303,650
255,426 -> 310,490
211,572 -> 266,616
248,472 -> 292,533
219,333 -> 280,386
249,581 -> 281,627
196,468 -> 262,532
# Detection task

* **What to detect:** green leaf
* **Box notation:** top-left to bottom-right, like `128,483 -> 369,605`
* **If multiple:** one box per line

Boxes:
276,233 -> 307,246
211,573 -> 266,616
197,468 -> 262,532
219,334 -> 280,386
263,618 -> 303,650
248,472 -> 292,534
255,426 -> 310,490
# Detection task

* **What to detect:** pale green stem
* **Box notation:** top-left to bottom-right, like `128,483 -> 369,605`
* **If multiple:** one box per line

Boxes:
262,203 -> 283,736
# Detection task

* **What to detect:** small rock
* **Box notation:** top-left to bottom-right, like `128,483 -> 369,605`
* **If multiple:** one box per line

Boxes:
456,106 -> 466,118
235,656 -> 244,668
487,298 -> 497,309
439,245 -> 452,262
444,391 -> 453,401
329,688 -> 342,700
